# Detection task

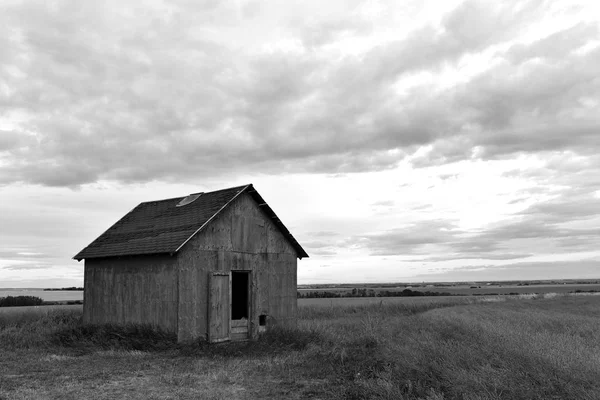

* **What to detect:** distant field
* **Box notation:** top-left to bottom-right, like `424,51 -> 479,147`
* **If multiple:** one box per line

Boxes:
0,289 -> 83,302
2,293 -> 597,314
3,284 -> 598,304
299,295 -> 466,306
409,283 -> 600,295
0,297 -> 468,314
0,298 -> 458,315
299,283 -> 600,295
0,304 -> 82,315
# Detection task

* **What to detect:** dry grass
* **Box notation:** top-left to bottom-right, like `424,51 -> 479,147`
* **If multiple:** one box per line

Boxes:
1,294 -> 600,399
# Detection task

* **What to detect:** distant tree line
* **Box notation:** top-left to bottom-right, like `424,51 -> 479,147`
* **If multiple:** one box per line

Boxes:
297,288 -> 459,298
43,287 -> 84,291
0,296 -> 44,307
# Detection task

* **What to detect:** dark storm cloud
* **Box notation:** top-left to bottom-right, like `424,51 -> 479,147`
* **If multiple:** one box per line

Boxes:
0,0 -> 598,186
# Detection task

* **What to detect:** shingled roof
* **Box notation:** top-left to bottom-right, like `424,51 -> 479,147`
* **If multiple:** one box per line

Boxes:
74,184 -> 308,260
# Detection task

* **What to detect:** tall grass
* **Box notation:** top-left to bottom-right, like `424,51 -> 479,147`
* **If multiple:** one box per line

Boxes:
0,295 -> 44,307
297,296 -> 477,320
2,295 -> 600,399
0,308 -> 81,349
0,309 -> 177,351
294,296 -> 600,399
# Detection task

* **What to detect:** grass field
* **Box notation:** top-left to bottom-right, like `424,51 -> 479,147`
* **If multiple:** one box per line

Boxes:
1,294 -> 599,399
299,296 -> 472,307
0,290 -> 84,302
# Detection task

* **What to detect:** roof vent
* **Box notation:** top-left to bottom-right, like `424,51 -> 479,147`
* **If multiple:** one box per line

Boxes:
176,192 -> 203,207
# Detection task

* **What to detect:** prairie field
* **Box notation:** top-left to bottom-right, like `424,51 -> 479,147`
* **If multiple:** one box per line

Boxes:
299,296 -> 465,307
0,290 -> 84,302
1,294 -> 599,399
298,283 -> 600,296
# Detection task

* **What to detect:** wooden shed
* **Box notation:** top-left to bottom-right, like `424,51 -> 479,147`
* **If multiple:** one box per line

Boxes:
74,184 -> 308,342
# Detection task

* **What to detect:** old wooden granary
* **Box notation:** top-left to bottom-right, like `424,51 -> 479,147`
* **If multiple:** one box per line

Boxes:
74,184 -> 308,342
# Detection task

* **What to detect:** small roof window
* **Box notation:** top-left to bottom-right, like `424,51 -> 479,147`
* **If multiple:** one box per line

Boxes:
176,192 -> 203,207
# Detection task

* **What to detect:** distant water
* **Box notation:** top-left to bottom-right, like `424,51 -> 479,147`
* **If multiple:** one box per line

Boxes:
0,289 -> 83,302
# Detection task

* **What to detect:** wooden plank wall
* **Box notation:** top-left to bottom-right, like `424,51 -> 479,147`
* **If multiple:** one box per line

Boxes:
189,193 -> 297,256
176,250 -> 217,341
83,255 -> 178,332
84,192 -> 300,343
267,253 -> 297,325
178,192 -> 299,341
208,273 -> 231,342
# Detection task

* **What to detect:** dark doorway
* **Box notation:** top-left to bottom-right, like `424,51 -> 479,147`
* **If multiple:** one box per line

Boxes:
231,271 -> 249,320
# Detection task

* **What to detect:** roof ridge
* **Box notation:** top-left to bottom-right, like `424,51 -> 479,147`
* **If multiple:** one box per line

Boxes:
139,184 -> 251,205
140,196 -> 185,204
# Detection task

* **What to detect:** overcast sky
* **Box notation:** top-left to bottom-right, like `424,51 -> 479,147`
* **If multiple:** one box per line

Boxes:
1,0 -> 599,287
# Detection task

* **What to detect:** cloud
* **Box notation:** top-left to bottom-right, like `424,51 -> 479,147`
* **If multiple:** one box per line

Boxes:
305,231 -> 339,238
347,219 -> 458,256
310,250 -> 337,257
2,264 -> 51,271
349,175 -> 600,262
0,0 -> 598,187
411,253 -> 533,262
0,250 -> 47,259
301,240 -> 334,249
298,13 -> 373,49
371,200 -> 394,207
413,259 -> 600,281
300,239 -> 338,257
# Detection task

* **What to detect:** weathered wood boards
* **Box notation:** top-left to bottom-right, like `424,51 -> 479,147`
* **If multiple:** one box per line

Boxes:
83,190 -> 300,343
83,255 -> 178,332
208,272 -> 230,343
231,318 -> 249,341
175,192 -> 298,342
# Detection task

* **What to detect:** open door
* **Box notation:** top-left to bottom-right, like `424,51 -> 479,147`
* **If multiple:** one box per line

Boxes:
231,271 -> 250,341
208,272 -> 230,343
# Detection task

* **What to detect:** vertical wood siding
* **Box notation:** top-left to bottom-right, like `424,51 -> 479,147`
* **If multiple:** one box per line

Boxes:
208,272 -> 231,342
85,192 -> 299,342
177,192 -> 299,341
83,255 -> 178,332
176,249 -> 217,341
189,193 -> 297,256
